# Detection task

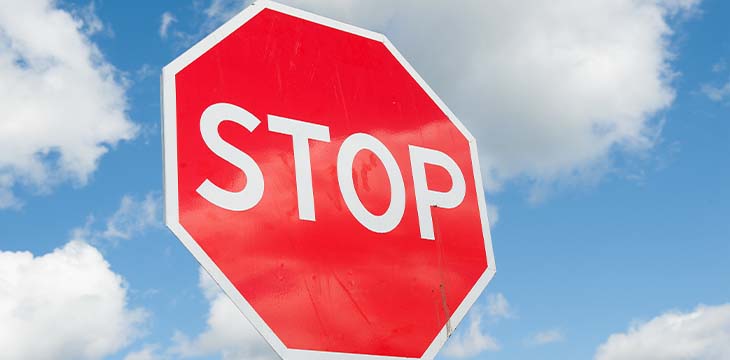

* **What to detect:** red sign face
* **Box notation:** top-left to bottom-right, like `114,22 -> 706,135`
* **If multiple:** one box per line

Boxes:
162,2 -> 495,360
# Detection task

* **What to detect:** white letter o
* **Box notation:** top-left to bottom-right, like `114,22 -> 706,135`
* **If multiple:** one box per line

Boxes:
337,133 -> 406,234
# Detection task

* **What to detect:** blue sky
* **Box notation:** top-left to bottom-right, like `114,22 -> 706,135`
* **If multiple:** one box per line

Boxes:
0,0 -> 728,359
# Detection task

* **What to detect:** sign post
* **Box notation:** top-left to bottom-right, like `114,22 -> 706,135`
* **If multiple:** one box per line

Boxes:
162,2 -> 496,359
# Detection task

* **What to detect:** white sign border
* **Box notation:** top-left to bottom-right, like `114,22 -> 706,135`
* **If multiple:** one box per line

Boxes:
161,1 -> 497,359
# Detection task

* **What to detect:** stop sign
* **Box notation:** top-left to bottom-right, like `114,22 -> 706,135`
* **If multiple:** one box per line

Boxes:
162,2 -> 496,359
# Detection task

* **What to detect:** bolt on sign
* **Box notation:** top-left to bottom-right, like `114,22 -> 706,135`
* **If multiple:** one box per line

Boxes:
162,1 -> 496,359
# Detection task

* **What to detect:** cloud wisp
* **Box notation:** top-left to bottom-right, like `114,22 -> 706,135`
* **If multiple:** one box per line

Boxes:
525,329 -> 565,346
486,292 -> 513,319
73,192 -> 162,246
442,305 -> 501,358
702,81 -> 730,103
159,12 -> 177,39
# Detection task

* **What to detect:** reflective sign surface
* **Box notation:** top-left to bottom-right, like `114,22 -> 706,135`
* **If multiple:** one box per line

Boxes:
163,2 -> 494,359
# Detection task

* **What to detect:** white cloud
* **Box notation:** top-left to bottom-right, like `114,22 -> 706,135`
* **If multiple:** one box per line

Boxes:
72,1 -> 105,36
595,304 -> 730,360
0,240 -> 147,359
526,329 -> 565,346
101,193 -> 161,240
486,204 -> 499,227
442,308 -> 499,358
123,345 -> 161,360
701,80 -> 730,102
712,59 -> 727,73
159,12 -> 177,39
486,292 -> 512,319
169,268 -> 277,360
0,0 -> 137,208
72,192 -> 162,246
442,293 -> 514,358
175,0 -> 260,48
0,173 -> 18,209
197,0 -> 698,197
203,0 -> 250,25
135,64 -> 156,81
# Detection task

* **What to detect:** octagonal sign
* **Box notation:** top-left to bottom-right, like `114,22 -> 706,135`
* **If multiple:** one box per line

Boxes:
162,2 -> 496,359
